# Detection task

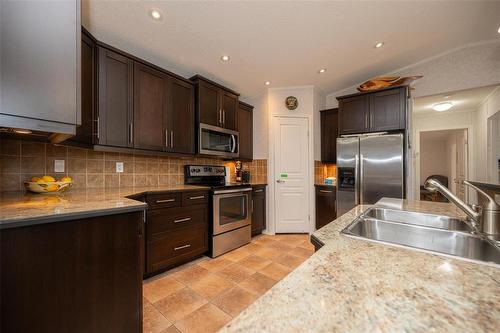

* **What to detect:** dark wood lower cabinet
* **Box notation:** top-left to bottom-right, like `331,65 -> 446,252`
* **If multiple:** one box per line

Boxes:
315,185 -> 337,229
0,212 -> 143,333
145,190 -> 209,277
251,186 -> 266,236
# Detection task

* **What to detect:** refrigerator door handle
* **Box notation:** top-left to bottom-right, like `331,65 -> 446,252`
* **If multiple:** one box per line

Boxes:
355,154 -> 360,205
359,153 -> 364,204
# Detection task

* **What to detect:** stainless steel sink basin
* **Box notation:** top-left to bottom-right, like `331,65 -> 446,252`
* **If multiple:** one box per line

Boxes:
363,207 -> 472,232
342,209 -> 500,265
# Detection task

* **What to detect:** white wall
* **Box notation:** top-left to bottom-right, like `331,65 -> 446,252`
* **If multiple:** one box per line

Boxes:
474,87 -> 500,182
245,92 -> 269,159
419,138 -> 449,185
412,110 -> 476,199
325,40 -> 500,108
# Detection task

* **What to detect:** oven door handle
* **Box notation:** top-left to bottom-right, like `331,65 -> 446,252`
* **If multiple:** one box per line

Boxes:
213,188 -> 252,195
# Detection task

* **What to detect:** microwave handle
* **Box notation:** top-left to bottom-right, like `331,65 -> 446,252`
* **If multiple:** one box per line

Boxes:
230,134 -> 236,153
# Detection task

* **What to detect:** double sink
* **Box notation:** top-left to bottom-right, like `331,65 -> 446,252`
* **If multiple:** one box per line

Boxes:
342,207 -> 500,265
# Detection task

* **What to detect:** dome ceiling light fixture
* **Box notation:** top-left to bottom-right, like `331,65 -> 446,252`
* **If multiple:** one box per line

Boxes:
432,102 -> 454,112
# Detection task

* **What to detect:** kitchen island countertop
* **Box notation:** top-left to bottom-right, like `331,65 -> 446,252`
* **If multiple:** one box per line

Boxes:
221,198 -> 500,332
0,185 -> 210,229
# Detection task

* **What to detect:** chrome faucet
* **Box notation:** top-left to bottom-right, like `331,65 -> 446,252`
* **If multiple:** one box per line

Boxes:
424,178 -> 500,240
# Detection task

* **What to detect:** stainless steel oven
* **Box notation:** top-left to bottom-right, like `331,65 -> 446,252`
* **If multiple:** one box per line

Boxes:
199,123 -> 239,158
212,187 -> 252,257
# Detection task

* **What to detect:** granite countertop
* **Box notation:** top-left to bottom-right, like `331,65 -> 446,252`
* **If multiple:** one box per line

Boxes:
0,185 -> 210,229
221,198 -> 500,332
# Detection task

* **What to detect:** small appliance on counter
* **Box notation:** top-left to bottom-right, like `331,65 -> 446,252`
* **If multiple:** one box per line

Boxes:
324,177 -> 336,186
235,161 -> 242,182
242,171 -> 251,183
185,165 -> 252,257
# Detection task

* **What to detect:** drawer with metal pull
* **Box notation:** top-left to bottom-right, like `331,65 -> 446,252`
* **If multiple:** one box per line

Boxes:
147,226 -> 208,273
146,193 -> 181,209
148,206 -> 208,239
181,191 -> 209,206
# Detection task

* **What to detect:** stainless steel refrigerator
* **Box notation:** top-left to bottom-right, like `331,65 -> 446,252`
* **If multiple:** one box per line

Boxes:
337,133 -> 404,217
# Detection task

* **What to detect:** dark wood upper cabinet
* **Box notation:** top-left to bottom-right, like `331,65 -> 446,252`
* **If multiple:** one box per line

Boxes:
222,91 -> 238,130
133,62 -> 168,151
320,108 -> 338,163
337,86 -> 408,135
97,46 -> 134,148
70,29 -> 96,145
369,88 -> 406,131
238,102 -> 253,161
197,80 -> 221,127
191,75 -> 240,130
338,95 -> 369,135
167,77 -> 195,154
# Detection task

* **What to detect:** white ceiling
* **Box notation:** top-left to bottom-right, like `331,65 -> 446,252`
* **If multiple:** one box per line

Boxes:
413,85 -> 499,114
82,1 -> 500,99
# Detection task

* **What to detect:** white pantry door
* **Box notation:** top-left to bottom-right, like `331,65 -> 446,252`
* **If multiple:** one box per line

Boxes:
273,116 -> 310,233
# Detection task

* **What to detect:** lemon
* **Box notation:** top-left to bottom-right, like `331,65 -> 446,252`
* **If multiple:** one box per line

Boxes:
46,184 -> 59,192
36,178 -> 46,184
41,175 -> 56,182
60,176 -> 73,183
31,176 -> 41,182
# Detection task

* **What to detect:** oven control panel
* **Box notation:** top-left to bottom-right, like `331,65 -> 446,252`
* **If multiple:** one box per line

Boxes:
186,165 -> 226,177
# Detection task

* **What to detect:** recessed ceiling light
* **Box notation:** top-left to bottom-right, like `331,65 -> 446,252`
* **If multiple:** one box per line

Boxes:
498,26 -> 500,34
443,95 -> 452,99
149,9 -> 162,20
374,42 -> 384,49
433,102 -> 453,112
318,68 -> 327,73
221,55 -> 230,62
265,81 -> 270,86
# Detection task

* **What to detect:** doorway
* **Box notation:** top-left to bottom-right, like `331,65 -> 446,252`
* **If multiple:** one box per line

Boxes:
272,116 -> 310,233
419,129 -> 468,202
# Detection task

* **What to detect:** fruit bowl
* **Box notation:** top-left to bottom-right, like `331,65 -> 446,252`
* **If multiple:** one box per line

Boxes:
24,181 -> 73,194
24,176 -> 73,194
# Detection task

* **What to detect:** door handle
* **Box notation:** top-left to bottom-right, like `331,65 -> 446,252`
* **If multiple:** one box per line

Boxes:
223,109 -> 225,126
170,131 -> 174,148
276,179 -> 285,183
156,198 -> 175,203
129,123 -> 133,143
189,195 -> 205,200
165,129 -> 168,148
174,217 -> 191,224
174,244 -> 191,251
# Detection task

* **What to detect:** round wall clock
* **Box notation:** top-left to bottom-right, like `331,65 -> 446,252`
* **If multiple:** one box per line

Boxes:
285,96 -> 298,110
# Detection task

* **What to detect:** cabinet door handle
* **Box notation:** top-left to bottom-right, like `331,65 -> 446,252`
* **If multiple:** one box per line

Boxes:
370,113 -> 374,128
170,131 -> 174,148
129,123 -> 133,143
251,199 -> 254,213
96,117 -> 100,140
156,198 -> 175,203
219,109 -> 223,126
174,217 -> 191,223
223,109 -> 225,126
365,113 -> 369,130
165,129 -> 169,148
320,190 -> 333,193
174,244 -> 191,251
189,195 -> 205,200
254,189 -> 263,193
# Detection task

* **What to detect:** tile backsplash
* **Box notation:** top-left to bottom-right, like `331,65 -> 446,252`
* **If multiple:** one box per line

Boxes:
314,160 -> 337,184
0,139 -> 267,192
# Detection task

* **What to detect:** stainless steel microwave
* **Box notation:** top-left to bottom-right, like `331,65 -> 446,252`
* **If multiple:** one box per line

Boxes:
199,123 -> 239,158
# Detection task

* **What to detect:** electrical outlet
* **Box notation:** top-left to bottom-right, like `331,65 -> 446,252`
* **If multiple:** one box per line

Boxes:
116,162 -> 124,173
54,160 -> 65,173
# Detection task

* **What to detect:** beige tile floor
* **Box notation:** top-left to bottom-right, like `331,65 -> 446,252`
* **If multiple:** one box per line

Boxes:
143,234 -> 315,333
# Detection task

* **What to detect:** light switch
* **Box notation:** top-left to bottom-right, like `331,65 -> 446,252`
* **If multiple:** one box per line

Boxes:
116,162 -> 124,173
54,160 -> 65,173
